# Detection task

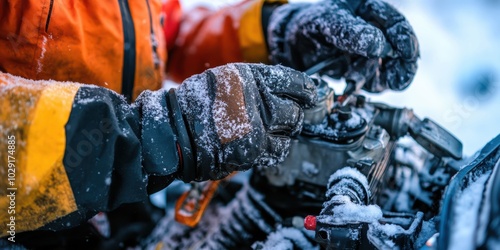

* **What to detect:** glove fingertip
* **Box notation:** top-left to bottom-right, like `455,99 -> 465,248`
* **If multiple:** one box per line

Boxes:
297,72 -> 319,107
384,60 -> 418,91
259,135 -> 292,168
259,65 -> 318,107
363,26 -> 388,58
387,22 -> 420,60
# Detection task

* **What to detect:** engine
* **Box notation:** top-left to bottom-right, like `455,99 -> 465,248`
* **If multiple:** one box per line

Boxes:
249,78 -> 463,249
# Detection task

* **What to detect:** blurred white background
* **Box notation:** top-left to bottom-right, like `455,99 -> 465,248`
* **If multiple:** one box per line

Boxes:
179,0 -> 500,156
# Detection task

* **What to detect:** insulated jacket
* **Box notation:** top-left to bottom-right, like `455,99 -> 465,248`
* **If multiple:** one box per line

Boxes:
0,0 -> 286,237
0,0 -> 277,100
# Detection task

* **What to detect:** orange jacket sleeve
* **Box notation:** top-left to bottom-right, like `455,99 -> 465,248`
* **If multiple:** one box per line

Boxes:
166,0 -> 287,82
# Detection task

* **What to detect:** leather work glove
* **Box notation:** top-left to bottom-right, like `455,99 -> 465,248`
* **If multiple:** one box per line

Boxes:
165,63 -> 317,181
266,0 -> 419,92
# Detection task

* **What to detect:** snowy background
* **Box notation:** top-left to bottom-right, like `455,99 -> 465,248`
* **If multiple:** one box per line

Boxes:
179,0 -> 500,156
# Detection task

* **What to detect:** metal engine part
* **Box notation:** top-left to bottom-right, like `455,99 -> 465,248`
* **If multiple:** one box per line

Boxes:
259,78 -> 462,211
307,167 -> 425,250
249,78 -> 464,249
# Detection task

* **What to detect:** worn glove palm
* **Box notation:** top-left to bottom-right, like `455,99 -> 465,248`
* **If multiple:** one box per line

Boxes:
172,63 -> 317,181
267,0 -> 419,92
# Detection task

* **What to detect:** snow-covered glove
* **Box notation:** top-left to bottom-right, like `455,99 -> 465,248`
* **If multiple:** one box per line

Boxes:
172,63 -> 317,181
266,0 -> 419,92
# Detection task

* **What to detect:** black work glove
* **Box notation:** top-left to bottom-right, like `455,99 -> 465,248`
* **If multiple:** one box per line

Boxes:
169,63 -> 317,181
266,0 -> 419,92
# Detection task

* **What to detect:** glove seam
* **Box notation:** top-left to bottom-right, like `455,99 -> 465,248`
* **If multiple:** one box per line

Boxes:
166,89 -> 197,182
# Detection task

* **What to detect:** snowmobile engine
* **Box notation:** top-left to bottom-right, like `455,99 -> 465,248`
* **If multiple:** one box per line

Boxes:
248,78 -> 463,249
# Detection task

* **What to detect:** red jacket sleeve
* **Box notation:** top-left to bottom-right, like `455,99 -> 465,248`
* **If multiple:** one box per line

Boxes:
165,0 -> 287,82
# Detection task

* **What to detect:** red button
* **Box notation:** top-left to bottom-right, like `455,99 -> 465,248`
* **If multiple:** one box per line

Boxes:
304,215 -> 317,230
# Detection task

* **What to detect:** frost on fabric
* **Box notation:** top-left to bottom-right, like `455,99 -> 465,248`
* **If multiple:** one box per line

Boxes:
137,89 -> 169,126
176,63 -> 314,175
249,64 -> 315,133
213,99 -> 245,139
362,0 -> 416,60
268,2 -> 386,68
449,170 -> 491,250
176,72 -> 218,163
72,84 -> 137,142
268,0 -> 418,92
0,72 -> 83,89
0,74 -> 83,150
210,64 -> 252,143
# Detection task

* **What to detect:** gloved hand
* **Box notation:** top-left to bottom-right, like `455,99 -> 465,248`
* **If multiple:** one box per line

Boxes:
266,0 -> 419,92
170,63 -> 317,181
